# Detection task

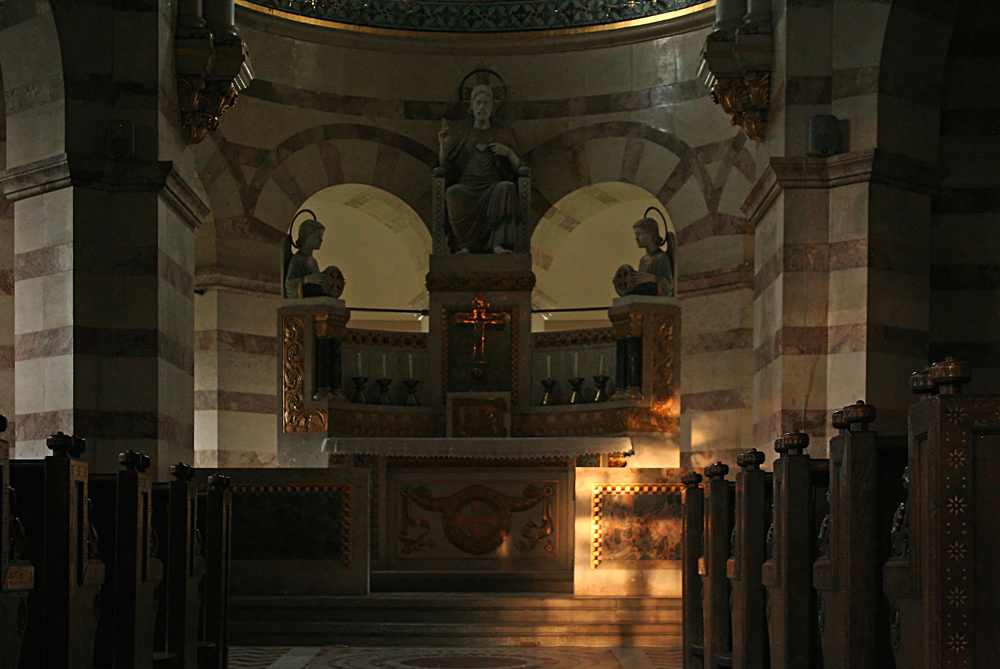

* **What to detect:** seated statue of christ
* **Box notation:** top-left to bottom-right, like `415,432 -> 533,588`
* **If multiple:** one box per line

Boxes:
438,84 -> 521,254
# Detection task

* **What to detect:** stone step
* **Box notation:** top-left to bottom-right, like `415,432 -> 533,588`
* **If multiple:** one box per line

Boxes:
230,620 -> 683,647
230,595 -> 683,647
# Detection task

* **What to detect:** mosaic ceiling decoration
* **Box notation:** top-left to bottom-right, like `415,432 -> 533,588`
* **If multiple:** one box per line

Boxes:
243,0 -> 710,33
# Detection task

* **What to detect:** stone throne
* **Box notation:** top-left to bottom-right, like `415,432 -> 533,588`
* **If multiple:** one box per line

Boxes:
431,165 -> 532,255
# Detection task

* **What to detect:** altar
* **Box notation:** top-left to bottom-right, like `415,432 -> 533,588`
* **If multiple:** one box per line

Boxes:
271,76 -> 683,596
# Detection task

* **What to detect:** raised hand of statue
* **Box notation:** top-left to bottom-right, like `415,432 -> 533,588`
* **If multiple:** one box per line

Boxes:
306,273 -> 334,287
438,118 -> 450,150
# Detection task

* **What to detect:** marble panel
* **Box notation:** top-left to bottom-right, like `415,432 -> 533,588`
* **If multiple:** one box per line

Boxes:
682,348 -> 753,395
668,97 -> 733,150
781,270 -> 830,327
630,38 -> 679,91
686,407 -> 754,455
71,355 -> 158,412
827,181 -> 871,243
753,276 -> 784,346
831,65 -> 880,100
585,137 -> 627,187
218,349 -> 279,396
930,291 -> 1000,341
574,467 -> 685,597
682,289 -> 752,335
778,353 -> 829,408
716,169 -> 753,218
826,266 -> 869,327
663,176 -> 709,228
13,187 -> 72,254
782,189 -> 831,244
194,409 -> 220,456
216,411 -> 278,454
73,274 -> 158,329
218,291 -> 283,336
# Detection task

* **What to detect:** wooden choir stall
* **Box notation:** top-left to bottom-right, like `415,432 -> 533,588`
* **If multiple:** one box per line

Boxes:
0,421 -> 234,669
682,357 -> 998,669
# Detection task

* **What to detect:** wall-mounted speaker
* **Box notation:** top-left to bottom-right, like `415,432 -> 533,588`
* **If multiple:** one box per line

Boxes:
106,120 -> 135,161
807,114 -> 840,157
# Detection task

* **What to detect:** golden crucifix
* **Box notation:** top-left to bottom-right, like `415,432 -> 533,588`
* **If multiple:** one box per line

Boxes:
455,297 -> 509,364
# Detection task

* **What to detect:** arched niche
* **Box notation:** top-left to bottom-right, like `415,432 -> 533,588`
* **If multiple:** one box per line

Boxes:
531,181 -> 674,331
298,184 -> 431,331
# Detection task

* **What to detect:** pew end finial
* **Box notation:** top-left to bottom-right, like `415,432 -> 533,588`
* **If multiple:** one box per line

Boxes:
780,430 -> 809,455
842,400 -> 877,431
0,413 -> 6,434
737,448 -> 765,470
118,450 -> 143,472
46,431 -> 74,458
170,462 -> 195,481
831,409 -> 848,432
929,356 -> 971,394
773,436 -> 787,455
909,367 -> 937,399
704,461 -> 729,480
681,471 -> 703,486
208,474 -> 232,490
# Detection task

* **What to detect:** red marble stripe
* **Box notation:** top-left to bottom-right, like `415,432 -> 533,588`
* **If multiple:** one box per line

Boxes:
194,390 -> 277,414
676,212 -> 750,247
195,330 -> 279,356
683,328 -> 753,355
678,263 -> 754,296
15,244 -> 71,281
15,326 -> 193,374
0,269 -> 12,296
159,249 -> 194,297
755,324 -> 928,371
15,408 -> 193,442
0,345 -> 12,371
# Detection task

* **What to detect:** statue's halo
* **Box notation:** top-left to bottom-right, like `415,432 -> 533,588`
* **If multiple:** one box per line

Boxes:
459,69 -> 507,116
288,208 -> 320,249
644,206 -> 668,241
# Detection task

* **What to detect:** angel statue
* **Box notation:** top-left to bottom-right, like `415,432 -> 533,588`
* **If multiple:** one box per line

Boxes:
438,82 -> 521,254
612,207 -> 677,298
283,209 -> 346,299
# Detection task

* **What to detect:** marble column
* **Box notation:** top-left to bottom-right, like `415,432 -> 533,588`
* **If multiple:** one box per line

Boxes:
0,0 -> 209,478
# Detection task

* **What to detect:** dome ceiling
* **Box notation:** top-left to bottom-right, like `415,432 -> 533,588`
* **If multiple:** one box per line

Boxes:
239,0 -> 710,34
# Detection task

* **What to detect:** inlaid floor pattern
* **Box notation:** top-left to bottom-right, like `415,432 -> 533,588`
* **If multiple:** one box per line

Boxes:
231,646 -> 683,669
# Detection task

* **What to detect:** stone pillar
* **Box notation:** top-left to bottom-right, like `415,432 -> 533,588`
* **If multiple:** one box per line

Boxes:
1,159 -> 207,478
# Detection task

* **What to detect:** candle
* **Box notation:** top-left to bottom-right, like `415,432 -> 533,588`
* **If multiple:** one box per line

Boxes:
574,352 -> 579,377
382,353 -> 387,378
408,353 -> 414,379
599,354 -> 604,375
546,355 -> 551,378
357,351 -> 362,376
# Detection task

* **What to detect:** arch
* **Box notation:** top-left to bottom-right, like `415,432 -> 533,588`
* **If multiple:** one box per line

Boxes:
0,0 -> 65,169
522,121 -> 717,234
244,123 -> 438,235
297,184 -> 431,329
531,182 -> 672,325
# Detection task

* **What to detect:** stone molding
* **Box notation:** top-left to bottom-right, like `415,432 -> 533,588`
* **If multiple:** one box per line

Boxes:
235,2 -> 714,55
0,153 -> 209,229
742,149 -> 950,227
195,268 -> 282,296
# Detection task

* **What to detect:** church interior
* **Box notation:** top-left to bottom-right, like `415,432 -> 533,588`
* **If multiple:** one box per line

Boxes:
0,0 -> 997,666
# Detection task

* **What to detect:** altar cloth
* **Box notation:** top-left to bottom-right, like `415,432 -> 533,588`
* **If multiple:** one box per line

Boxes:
321,436 -> 634,459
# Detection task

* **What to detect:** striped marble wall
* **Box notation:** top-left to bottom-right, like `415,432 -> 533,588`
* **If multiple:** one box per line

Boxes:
931,2 -> 1000,393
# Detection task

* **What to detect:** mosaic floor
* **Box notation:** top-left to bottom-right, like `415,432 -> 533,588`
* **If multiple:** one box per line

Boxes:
231,646 -> 683,669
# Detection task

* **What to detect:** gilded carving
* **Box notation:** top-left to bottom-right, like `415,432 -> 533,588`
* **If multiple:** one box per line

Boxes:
426,271 -> 536,293
282,315 -> 328,433
346,330 -> 428,348
650,313 -> 675,416
710,71 -> 770,142
314,312 -> 350,340
591,483 -> 684,568
533,328 -> 615,349
399,484 -> 554,556
609,311 -> 644,339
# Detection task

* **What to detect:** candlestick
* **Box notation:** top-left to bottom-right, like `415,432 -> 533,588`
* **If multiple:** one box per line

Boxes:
593,375 -> 610,402
541,378 -> 557,406
357,351 -> 362,376
599,354 -> 604,376
350,376 -> 368,404
573,352 -> 579,377
382,353 -> 387,378
547,354 -> 551,378
408,353 -> 413,379
376,377 -> 392,405
404,379 -> 420,406
568,377 -> 586,404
